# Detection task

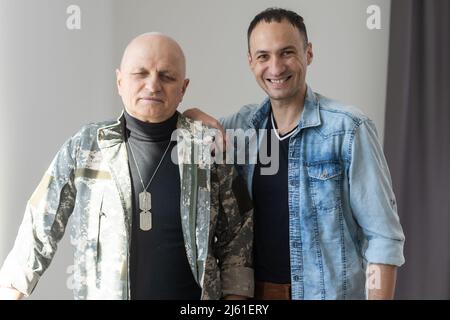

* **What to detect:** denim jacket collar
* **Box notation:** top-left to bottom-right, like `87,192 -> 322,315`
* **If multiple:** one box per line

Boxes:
299,85 -> 321,130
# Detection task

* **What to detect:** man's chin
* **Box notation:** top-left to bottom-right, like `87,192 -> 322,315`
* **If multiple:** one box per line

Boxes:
138,109 -> 177,123
267,92 -> 290,101
264,88 -> 302,102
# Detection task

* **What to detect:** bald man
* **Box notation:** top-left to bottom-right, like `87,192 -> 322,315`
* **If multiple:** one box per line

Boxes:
0,33 -> 254,300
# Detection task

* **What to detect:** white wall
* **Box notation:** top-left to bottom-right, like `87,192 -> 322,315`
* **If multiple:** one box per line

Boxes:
0,0 -> 390,299
0,0 -> 116,299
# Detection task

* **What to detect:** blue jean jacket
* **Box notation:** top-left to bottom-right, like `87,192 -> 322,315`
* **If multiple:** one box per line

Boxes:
221,86 -> 405,299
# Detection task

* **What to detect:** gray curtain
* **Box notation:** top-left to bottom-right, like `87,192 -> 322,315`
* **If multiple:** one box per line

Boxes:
384,0 -> 450,299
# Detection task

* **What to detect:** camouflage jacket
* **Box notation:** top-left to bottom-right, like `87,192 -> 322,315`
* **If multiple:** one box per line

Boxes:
0,113 -> 254,299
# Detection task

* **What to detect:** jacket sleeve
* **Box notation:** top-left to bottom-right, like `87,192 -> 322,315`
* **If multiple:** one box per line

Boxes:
348,119 -> 405,267
212,163 -> 254,297
0,135 -> 79,296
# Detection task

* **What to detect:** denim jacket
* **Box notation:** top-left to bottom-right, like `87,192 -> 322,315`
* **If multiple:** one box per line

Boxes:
221,85 -> 405,299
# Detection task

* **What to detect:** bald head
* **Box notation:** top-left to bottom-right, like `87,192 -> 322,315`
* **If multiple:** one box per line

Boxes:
119,32 -> 186,77
116,32 -> 190,123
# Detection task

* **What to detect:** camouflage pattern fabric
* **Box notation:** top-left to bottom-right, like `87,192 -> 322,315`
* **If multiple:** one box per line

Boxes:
0,112 -> 254,300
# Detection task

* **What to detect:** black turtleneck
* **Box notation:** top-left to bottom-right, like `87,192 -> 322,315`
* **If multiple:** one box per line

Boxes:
124,110 -> 201,300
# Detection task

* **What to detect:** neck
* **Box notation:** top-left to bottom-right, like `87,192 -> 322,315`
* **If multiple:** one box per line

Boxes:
270,86 -> 307,135
124,109 -> 178,142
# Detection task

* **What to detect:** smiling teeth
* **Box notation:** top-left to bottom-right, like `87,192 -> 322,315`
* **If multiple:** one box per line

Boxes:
269,78 -> 288,83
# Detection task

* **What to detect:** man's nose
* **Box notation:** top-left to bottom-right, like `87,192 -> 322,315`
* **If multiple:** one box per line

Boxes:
269,57 -> 286,77
145,73 -> 162,92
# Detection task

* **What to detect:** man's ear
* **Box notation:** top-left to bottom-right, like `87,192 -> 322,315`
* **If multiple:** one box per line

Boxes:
306,43 -> 314,66
115,69 -> 122,96
248,52 -> 254,70
181,78 -> 190,96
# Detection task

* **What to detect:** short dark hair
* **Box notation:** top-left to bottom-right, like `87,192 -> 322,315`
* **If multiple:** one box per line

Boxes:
247,8 -> 309,52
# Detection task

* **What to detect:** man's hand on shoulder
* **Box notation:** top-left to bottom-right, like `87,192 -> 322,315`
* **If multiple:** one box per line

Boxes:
183,107 -> 227,153
183,107 -> 223,131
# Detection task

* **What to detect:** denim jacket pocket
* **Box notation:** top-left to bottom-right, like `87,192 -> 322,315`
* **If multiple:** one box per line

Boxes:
307,161 -> 343,214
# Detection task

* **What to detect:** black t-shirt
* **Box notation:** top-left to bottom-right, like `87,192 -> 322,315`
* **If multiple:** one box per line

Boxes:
124,110 -> 201,300
252,112 -> 298,284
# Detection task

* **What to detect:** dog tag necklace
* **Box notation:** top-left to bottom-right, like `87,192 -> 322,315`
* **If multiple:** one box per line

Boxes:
127,140 -> 172,231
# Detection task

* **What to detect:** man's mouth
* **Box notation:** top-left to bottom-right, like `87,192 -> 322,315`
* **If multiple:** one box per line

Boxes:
266,75 -> 292,84
139,97 -> 164,103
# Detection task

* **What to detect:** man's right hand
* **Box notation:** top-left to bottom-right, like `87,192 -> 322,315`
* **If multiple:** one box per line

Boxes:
183,107 -> 227,152
0,286 -> 24,300
183,107 -> 223,131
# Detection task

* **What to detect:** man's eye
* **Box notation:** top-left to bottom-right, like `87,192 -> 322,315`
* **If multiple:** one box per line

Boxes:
160,74 -> 175,81
282,51 -> 295,56
257,55 -> 268,61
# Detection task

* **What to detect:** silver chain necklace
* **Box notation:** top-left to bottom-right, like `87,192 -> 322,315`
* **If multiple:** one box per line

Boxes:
127,139 -> 172,231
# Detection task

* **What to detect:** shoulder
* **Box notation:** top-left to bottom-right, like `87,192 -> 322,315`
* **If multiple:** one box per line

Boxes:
220,104 -> 260,130
64,119 -> 119,152
315,93 -> 372,134
236,104 -> 260,118
77,120 -> 117,136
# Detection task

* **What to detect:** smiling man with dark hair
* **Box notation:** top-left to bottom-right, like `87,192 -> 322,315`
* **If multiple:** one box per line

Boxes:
185,7 -> 405,300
